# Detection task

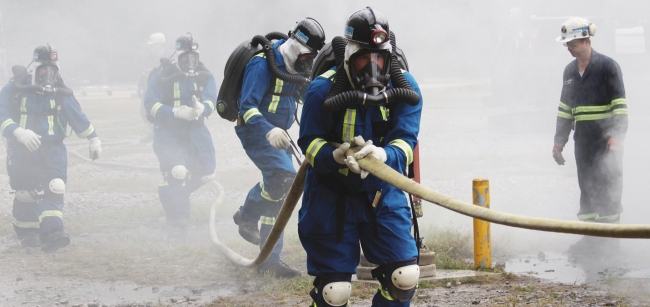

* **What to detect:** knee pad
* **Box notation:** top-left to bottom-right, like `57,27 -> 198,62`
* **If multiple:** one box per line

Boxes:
309,275 -> 352,307
48,179 -> 65,195
171,165 -> 188,180
165,165 -> 187,186
371,258 -> 419,303
15,190 -> 38,203
266,171 -> 296,200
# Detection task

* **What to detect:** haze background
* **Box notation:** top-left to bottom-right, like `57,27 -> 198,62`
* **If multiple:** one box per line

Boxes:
1,0 -> 650,257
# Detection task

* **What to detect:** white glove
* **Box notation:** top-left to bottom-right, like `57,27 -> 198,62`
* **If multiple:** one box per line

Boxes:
192,95 -> 204,118
266,127 -> 290,150
333,142 -> 350,164
89,137 -> 102,160
344,155 -> 369,179
172,105 -> 197,121
350,135 -> 387,162
13,127 -> 41,152
355,142 -> 387,162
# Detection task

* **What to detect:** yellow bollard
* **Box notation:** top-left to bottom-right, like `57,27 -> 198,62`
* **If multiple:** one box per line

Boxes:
473,178 -> 491,269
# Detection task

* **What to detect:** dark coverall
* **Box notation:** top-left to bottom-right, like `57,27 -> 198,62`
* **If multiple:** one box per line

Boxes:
298,67 -> 423,306
555,49 -> 628,223
144,64 -> 217,226
236,39 -> 304,266
0,78 -> 97,240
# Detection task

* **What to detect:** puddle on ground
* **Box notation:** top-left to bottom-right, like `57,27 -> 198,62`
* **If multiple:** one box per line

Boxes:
0,279 -> 234,306
504,251 -> 650,285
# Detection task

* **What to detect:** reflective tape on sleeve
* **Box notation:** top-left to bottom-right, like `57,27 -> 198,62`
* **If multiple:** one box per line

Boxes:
77,125 -> 95,138
243,108 -> 262,123
151,102 -> 164,118
389,139 -> 414,165
306,138 -> 327,166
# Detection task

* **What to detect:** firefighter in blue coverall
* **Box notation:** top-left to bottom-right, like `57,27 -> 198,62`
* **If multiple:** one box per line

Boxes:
298,8 -> 423,306
144,33 -> 217,231
0,44 -> 102,253
232,18 -> 325,278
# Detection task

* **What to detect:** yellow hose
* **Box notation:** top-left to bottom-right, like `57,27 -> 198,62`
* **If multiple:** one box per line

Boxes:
209,160 -> 308,267
210,144 -> 650,268
351,151 -> 650,239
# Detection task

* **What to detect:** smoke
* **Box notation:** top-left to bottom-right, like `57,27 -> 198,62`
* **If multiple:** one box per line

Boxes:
2,0 -> 650,283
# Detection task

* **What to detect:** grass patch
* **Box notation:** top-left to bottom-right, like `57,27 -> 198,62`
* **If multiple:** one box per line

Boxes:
423,225 -> 473,270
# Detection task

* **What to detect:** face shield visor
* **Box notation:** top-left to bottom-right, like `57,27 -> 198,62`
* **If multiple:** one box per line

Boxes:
294,53 -> 316,77
348,50 -> 390,95
34,64 -> 59,87
177,51 -> 199,72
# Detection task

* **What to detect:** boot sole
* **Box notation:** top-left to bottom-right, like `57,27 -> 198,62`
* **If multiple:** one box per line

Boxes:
41,235 -> 71,253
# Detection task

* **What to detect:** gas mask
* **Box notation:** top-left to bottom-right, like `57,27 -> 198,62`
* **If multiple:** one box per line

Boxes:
177,51 -> 199,73
34,64 -> 60,87
294,54 -> 315,77
347,50 -> 390,95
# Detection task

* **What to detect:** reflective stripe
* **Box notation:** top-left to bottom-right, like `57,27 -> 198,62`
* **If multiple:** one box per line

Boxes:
12,218 -> 40,229
578,212 -> 620,223
558,101 -> 571,111
0,119 -> 16,134
173,82 -> 180,108
20,97 -> 27,128
612,109 -> 628,115
574,105 -> 611,113
77,125 -> 95,138
194,83 -> 198,91
557,111 -> 574,120
320,69 -> 336,80
151,102 -> 164,118
379,286 -> 395,301
261,216 -> 276,226
243,108 -> 262,122
47,99 -> 55,135
268,95 -> 280,113
204,100 -> 215,111
338,168 -> 349,176
342,109 -> 356,142
380,106 -> 388,120
574,113 -> 612,121
260,182 -> 281,202
268,78 -> 284,113
254,53 -> 266,59
306,138 -> 327,166
389,139 -> 414,165
39,210 -> 63,222
611,98 -> 627,106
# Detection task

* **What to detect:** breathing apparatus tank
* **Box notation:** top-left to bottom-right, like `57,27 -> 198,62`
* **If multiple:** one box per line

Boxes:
216,32 -> 311,122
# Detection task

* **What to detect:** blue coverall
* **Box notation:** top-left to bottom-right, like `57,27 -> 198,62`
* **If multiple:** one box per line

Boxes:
0,79 -> 97,240
144,65 -> 217,226
236,39 -> 304,266
298,68 -> 423,306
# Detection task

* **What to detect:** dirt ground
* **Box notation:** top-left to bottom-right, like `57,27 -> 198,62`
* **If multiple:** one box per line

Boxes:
0,89 -> 649,307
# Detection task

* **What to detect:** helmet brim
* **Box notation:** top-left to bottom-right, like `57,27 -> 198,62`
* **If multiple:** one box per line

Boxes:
556,36 -> 576,43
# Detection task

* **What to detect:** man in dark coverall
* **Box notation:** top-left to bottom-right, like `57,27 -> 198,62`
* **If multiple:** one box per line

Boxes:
552,17 -> 627,254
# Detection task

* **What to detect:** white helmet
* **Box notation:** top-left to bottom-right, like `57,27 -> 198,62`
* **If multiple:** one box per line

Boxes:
147,32 -> 166,45
556,17 -> 596,43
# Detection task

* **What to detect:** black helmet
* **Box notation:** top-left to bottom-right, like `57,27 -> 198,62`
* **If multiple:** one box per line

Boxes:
289,18 -> 326,54
33,44 -> 58,64
175,32 -> 199,52
344,7 -> 390,49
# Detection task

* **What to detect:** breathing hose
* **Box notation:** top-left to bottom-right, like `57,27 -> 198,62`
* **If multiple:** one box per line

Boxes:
250,35 -> 310,86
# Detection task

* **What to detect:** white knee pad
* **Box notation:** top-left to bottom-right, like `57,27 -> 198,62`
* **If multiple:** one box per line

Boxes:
200,173 -> 216,184
15,190 -> 37,202
391,264 -> 420,290
171,165 -> 188,180
48,178 -> 65,194
322,282 -> 351,307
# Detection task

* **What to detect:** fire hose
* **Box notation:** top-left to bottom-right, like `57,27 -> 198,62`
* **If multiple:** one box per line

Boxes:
210,145 -> 650,267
